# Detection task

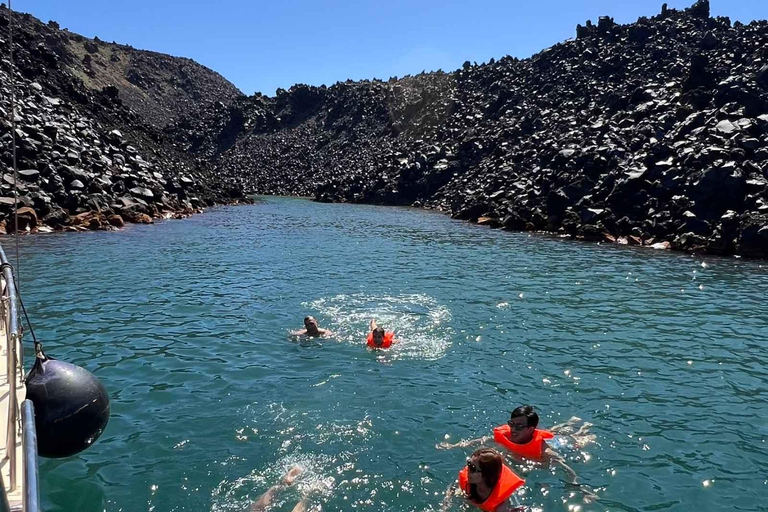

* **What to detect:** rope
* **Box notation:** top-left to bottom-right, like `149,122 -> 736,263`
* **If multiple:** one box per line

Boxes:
8,0 -> 20,289
0,261 -> 42,355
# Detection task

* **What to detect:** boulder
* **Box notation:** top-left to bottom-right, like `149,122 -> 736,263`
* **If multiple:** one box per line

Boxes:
129,187 -> 154,199
67,211 -> 106,230
736,214 -> 768,257
757,65 -> 768,89
10,207 -> 38,232
42,206 -> 69,227
121,208 -> 154,224
687,0 -> 710,19
107,214 -> 125,228
18,169 -> 41,182
715,120 -> 738,135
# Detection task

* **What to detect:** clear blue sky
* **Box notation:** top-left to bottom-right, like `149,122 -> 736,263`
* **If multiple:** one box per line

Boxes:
19,0 -> 768,96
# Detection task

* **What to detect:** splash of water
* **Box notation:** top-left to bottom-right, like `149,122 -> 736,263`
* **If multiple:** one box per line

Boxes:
305,293 -> 453,361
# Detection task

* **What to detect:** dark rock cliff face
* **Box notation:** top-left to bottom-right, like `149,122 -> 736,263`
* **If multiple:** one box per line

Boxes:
174,0 -> 768,258
2,1 -> 767,256
0,6 -> 247,233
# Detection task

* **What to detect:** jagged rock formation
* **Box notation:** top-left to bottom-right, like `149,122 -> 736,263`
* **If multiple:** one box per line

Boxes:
0,6 -> 247,233
2,1 -> 767,256
176,0 -> 768,258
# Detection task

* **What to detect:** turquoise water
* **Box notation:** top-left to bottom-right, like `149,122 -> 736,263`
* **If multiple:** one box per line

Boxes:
9,197 -> 768,512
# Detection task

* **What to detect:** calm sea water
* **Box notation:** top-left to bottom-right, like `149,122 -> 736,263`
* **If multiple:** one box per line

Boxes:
8,197 -> 768,512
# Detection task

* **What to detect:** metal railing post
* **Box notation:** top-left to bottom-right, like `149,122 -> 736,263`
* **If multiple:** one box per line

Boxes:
21,401 -> 38,512
7,333 -> 17,492
0,243 -> 29,509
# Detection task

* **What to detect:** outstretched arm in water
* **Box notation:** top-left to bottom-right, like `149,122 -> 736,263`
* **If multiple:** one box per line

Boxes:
548,418 -> 596,448
436,435 -> 492,450
440,483 -> 458,512
549,416 -> 582,434
288,499 -> 310,512
544,446 -> 599,503
250,466 -> 302,511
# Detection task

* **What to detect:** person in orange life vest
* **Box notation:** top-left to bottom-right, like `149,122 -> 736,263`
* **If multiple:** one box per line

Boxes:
438,406 -> 559,456
438,406 -> 598,503
293,316 -> 332,337
367,318 -> 396,348
440,448 -> 523,512
493,405 -> 554,459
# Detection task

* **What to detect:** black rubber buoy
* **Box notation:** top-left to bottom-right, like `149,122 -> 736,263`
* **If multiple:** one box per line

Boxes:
25,354 -> 110,458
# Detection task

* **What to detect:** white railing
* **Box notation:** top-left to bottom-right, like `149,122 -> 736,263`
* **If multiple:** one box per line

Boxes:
0,244 -> 39,512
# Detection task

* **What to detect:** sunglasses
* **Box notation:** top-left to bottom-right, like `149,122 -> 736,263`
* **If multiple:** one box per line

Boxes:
507,420 -> 530,431
466,458 -> 479,473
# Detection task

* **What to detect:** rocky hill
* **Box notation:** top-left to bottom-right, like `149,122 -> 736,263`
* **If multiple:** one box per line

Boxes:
60,30 -> 242,129
175,0 -> 768,258
2,0 -> 767,257
0,6 -> 247,233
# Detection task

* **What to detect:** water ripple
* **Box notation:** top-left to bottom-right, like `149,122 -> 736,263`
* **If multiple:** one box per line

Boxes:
5,197 -> 767,512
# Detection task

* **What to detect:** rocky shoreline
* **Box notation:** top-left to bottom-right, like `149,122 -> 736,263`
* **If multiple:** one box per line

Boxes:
0,5 -> 247,235
170,0 -> 768,258
2,1 -> 767,257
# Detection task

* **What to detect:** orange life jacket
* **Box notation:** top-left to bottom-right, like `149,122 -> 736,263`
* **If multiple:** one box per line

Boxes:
366,331 -> 394,348
458,464 -> 524,512
493,425 -> 554,459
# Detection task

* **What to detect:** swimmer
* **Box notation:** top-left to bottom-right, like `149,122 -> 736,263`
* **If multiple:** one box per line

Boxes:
441,448 -> 524,512
366,318 -> 396,349
437,405 -> 598,502
250,466 -> 311,512
292,316 -> 332,337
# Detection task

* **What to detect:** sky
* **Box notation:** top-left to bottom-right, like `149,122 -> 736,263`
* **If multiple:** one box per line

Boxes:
15,0 -> 768,96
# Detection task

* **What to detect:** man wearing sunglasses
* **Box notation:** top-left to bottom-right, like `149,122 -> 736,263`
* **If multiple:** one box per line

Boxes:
493,405 -> 553,458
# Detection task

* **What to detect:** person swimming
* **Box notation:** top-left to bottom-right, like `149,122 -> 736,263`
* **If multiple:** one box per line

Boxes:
437,405 -> 598,502
249,466 -> 311,512
441,448 -> 524,512
366,318 -> 396,349
293,316 -> 332,337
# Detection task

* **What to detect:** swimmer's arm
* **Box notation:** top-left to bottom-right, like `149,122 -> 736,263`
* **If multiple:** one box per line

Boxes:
436,435 -> 491,450
291,329 -> 308,336
370,318 -> 378,331
544,446 -> 599,503
440,483 -> 458,512
545,446 -> 578,482
250,483 -> 284,511
549,416 -> 581,434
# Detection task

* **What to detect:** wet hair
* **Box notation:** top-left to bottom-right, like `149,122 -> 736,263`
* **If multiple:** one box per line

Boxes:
372,326 -> 385,342
510,405 -> 539,428
467,448 -> 503,502
304,316 -> 315,326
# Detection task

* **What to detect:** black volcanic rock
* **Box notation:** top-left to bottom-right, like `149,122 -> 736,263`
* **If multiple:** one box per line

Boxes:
0,6 -> 248,232
2,2 -> 767,257
166,0 -> 768,258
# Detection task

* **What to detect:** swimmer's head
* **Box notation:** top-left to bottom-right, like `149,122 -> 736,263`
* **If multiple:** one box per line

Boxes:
304,316 -> 319,334
508,405 -> 538,443
371,327 -> 386,346
466,448 -> 503,500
